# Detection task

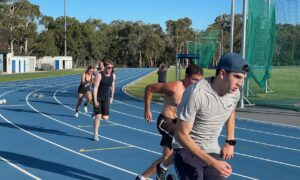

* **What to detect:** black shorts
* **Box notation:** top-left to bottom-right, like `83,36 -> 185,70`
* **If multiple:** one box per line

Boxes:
78,84 -> 90,94
94,97 -> 110,116
174,148 -> 224,180
156,114 -> 177,150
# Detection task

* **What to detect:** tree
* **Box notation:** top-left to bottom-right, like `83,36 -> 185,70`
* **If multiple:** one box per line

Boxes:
0,0 -> 41,55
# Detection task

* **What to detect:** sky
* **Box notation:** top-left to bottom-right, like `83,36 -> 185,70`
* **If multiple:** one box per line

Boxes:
29,0 -> 244,31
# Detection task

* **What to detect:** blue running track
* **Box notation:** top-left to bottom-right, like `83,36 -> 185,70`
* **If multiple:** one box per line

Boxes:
0,68 -> 299,180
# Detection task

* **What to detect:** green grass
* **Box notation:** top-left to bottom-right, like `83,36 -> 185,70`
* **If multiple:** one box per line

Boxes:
247,67 -> 300,110
126,67 -> 300,111
0,69 -> 82,82
126,68 -> 215,102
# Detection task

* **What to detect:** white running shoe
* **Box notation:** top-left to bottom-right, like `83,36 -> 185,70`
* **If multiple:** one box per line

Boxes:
75,112 -> 79,117
93,134 -> 99,141
84,106 -> 88,113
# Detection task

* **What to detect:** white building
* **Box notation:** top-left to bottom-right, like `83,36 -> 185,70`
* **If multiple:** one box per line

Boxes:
6,54 -> 36,74
53,56 -> 72,70
36,56 -> 72,70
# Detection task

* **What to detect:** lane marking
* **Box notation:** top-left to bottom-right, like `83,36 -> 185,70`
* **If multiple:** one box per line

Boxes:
78,124 -> 116,128
236,126 -> 300,140
220,135 -> 300,152
0,155 -> 41,180
235,152 -> 300,168
79,145 -> 133,152
53,76 -> 300,167
8,70 -> 258,180
30,88 -> 161,155
0,114 -> 139,177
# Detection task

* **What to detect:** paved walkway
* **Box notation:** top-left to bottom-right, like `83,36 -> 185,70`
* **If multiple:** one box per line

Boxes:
236,106 -> 300,127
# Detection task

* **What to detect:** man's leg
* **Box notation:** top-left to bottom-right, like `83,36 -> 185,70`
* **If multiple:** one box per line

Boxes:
174,149 -> 204,180
203,154 -> 225,180
138,146 -> 172,179
93,114 -> 101,141
156,146 -> 172,180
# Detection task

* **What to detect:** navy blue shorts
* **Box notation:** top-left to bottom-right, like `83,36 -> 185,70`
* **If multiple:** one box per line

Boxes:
174,148 -> 224,180
156,114 -> 177,150
94,97 -> 109,116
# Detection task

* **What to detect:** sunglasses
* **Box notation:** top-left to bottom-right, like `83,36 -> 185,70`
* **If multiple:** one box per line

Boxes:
106,66 -> 113,69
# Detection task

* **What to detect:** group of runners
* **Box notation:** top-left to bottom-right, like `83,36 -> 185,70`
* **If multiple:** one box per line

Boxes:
74,53 -> 250,180
75,58 -> 116,141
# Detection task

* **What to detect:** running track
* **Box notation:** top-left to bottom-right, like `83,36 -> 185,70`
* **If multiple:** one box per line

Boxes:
0,68 -> 299,180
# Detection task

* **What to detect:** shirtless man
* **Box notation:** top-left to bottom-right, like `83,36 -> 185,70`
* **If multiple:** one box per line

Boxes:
136,64 -> 203,180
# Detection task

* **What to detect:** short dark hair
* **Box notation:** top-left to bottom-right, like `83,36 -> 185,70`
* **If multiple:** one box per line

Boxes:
185,64 -> 203,77
102,57 -> 113,66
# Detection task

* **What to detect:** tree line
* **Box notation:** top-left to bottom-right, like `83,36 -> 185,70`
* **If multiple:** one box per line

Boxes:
0,0 -> 298,67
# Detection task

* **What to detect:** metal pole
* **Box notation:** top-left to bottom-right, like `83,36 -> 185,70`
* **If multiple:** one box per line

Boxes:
176,55 -> 179,80
240,0 -> 248,108
230,0 -> 235,53
64,0 -> 67,56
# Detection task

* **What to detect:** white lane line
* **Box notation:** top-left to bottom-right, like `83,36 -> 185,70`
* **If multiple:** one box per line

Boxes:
220,135 -> 300,152
232,172 -> 260,180
0,155 -> 41,180
113,100 -> 300,140
235,152 -> 300,168
0,114 -> 139,178
29,87 -> 161,155
54,74 -> 300,168
52,73 -> 262,179
0,104 -> 27,107
237,117 -> 300,130
236,126 -> 300,140
113,99 -> 161,114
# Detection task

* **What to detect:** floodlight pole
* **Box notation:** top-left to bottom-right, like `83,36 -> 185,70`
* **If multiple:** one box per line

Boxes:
230,0 -> 235,53
240,0 -> 248,108
64,0 -> 67,56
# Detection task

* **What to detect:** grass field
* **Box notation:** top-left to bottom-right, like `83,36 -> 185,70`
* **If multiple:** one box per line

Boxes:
0,70 -> 82,82
126,67 -> 300,111
1,67 -> 299,111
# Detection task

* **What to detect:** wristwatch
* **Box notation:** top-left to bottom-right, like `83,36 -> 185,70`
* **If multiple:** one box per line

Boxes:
225,139 -> 236,146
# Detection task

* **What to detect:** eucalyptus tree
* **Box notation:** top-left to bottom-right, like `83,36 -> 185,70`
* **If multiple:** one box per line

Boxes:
141,24 -> 165,67
0,0 -> 41,55
165,17 -> 195,65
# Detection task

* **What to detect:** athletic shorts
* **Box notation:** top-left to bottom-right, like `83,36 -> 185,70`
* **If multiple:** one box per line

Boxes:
174,148 -> 224,180
78,84 -> 90,94
156,114 -> 177,150
93,97 -> 109,116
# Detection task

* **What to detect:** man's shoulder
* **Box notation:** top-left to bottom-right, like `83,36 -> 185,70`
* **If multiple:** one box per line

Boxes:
163,80 -> 181,90
193,78 -> 210,90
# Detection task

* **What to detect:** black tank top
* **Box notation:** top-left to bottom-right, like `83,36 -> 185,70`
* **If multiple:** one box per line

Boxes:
98,71 -> 113,100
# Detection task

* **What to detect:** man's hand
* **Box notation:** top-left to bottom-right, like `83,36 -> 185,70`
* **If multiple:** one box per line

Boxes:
93,101 -> 99,108
109,98 -> 113,104
144,110 -> 152,123
211,160 -> 232,178
221,143 -> 234,160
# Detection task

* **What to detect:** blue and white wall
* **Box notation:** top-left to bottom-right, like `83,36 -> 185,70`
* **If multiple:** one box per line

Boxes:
53,56 -> 72,70
6,54 -> 36,74
37,56 -> 72,70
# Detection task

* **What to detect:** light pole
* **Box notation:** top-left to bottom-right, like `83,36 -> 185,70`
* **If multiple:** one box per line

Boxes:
240,0 -> 248,108
64,0 -> 67,56
230,0 -> 235,53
